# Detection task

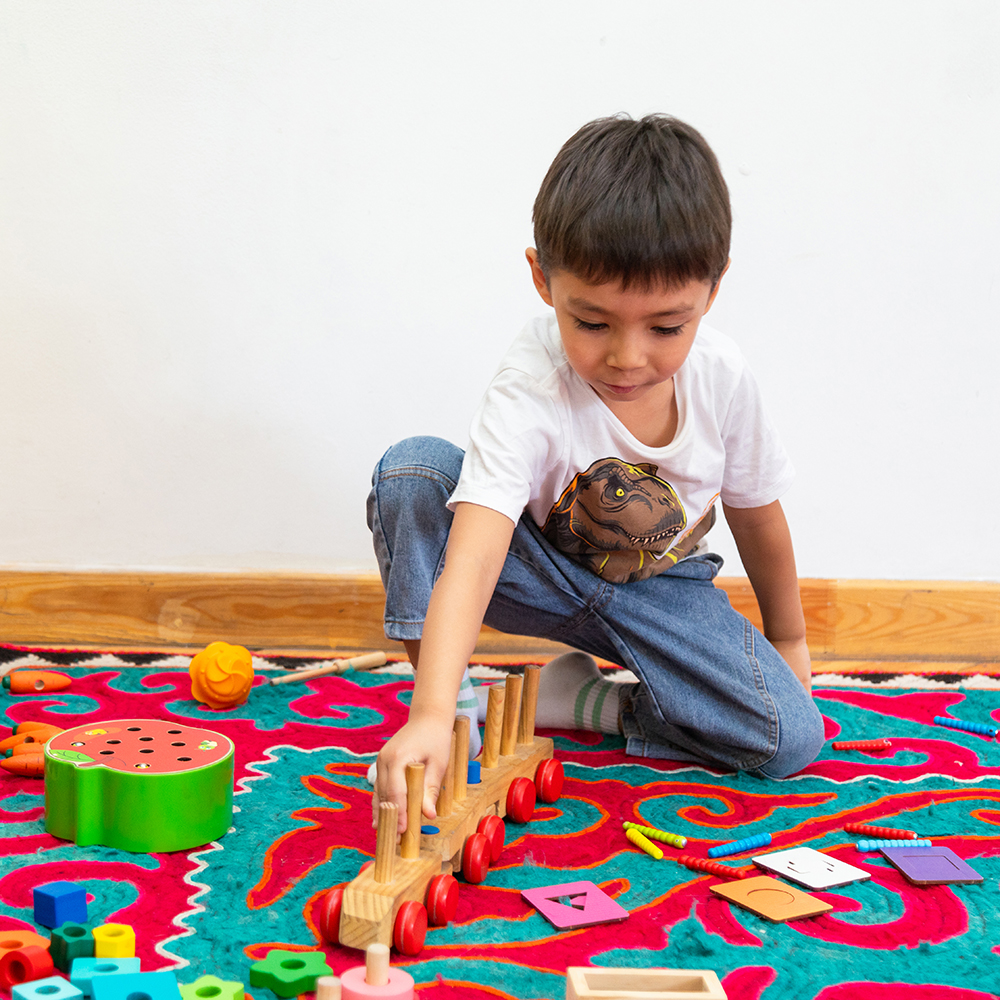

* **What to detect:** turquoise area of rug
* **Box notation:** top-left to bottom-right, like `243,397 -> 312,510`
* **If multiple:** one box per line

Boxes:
1,665 -> 999,1000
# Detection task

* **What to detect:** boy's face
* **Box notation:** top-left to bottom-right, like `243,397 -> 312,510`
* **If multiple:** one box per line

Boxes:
527,249 -> 725,414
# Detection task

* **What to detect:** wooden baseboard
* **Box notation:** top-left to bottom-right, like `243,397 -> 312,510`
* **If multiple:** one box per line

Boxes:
0,571 -> 997,660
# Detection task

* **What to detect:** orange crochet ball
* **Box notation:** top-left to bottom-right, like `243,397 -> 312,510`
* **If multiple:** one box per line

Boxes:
189,641 -> 254,710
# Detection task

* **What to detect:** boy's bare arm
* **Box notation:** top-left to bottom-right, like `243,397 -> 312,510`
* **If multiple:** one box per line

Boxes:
722,499 -> 812,692
375,501 -> 516,831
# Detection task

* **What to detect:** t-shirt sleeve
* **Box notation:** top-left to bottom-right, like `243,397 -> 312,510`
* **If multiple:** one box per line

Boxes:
718,362 -> 795,508
447,369 -> 559,524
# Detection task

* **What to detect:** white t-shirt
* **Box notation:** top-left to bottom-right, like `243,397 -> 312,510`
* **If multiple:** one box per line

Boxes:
448,314 -> 794,584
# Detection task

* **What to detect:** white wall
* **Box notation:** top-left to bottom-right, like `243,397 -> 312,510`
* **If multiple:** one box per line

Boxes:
1,1 -> 997,579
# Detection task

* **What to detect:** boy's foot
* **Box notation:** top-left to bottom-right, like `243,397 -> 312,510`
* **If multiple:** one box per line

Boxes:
367,667 -> 482,785
475,652 -> 628,734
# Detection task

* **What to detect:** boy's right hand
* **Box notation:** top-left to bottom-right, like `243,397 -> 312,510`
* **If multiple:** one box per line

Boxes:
372,713 -> 455,834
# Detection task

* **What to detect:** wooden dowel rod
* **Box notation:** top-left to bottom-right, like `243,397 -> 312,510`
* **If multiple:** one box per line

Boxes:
315,977 -> 341,1000
482,685 -> 505,769
365,943 -> 390,987
518,666 -> 540,745
269,651 -> 387,685
400,763 -> 424,859
500,673 -> 523,756
436,731 -> 456,818
453,715 -> 469,801
373,801 -> 397,883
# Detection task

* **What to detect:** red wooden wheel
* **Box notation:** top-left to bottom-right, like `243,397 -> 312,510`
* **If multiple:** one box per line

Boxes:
506,776 -> 536,823
461,831 -> 491,883
0,947 -> 54,989
477,814 -> 505,863
426,873 -> 459,925
535,758 -> 564,803
393,900 -> 427,956
316,887 -> 344,945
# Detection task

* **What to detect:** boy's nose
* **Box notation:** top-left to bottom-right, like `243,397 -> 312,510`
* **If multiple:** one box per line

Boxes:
606,336 -> 645,371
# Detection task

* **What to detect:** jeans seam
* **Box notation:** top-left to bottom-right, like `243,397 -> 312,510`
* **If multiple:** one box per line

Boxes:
738,620 -> 780,772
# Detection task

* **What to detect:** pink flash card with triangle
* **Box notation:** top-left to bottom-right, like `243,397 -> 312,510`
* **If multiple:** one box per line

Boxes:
521,880 -> 629,930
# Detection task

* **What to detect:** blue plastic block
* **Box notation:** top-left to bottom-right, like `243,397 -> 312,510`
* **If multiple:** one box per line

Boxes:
70,958 -> 141,997
91,972 -> 180,1000
13,976 -> 83,1000
33,882 -> 88,929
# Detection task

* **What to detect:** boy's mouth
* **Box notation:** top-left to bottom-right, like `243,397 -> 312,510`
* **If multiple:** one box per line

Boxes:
602,382 -> 639,395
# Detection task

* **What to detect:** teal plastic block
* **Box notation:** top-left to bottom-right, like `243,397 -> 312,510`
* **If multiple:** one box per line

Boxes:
178,975 -> 244,1000
13,976 -> 83,1000
69,958 -> 141,996
248,951 -> 333,998
91,972 -> 180,1000
50,925 -> 95,973
34,883 -> 88,929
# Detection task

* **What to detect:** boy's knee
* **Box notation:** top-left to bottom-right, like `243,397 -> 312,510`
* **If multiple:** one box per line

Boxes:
373,435 -> 462,481
756,702 -> 826,779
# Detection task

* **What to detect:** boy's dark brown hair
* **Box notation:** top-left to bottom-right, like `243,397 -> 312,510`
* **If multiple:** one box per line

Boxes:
532,114 -> 731,290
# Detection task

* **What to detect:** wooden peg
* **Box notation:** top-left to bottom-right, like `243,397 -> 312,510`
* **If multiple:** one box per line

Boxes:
500,673 -> 523,756
400,763 -> 424,859
315,976 -> 341,1000
374,801 -> 397,883
436,731 -> 456,818
453,715 -> 469,801
269,651 -> 387,684
482,684 -> 505,769
518,667 -> 540,745
365,943 -> 390,987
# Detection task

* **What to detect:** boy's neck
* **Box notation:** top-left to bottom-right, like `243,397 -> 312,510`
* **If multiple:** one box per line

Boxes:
601,377 -> 678,448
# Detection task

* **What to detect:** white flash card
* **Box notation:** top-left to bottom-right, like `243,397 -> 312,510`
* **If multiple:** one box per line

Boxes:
752,846 -> 871,890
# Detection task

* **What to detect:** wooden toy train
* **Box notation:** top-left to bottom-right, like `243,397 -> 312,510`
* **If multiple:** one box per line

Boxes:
315,667 -> 563,956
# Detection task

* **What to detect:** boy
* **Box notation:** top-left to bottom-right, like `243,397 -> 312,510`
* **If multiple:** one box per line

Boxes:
368,114 -> 825,829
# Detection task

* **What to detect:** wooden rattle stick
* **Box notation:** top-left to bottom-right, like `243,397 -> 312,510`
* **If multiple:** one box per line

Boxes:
453,715 -> 469,801
374,801 -> 397,883
400,763 -> 424,859
269,651 -> 387,685
436,731 -> 456,818
482,685 -> 505,769
517,667 -> 540,745
500,673 -> 523,756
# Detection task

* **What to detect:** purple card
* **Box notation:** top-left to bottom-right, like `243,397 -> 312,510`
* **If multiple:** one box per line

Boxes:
880,845 -> 983,885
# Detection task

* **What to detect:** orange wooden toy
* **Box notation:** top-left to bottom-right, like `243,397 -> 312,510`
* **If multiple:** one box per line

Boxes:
189,642 -> 255,710
1,754 -> 45,777
2,671 -> 72,694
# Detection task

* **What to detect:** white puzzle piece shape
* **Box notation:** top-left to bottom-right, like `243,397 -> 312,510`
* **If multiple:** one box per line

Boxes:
752,846 -> 871,890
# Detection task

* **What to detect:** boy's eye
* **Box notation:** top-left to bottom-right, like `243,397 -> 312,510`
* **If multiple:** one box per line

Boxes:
652,324 -> 685,337
573,318 -> 607,332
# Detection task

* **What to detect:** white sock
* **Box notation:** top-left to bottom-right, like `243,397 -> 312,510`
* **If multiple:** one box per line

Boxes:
536,652 -> 627,734
367,667 -> 482,785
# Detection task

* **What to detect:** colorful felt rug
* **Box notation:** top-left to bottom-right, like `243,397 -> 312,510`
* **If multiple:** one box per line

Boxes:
2,650 -> 1000,1000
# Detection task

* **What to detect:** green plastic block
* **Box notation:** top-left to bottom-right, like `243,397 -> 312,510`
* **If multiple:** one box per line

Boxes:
248,951 -> 333,998
43,719 -> 234,853
50,924 -> 94,972
179,975 -> 244,1000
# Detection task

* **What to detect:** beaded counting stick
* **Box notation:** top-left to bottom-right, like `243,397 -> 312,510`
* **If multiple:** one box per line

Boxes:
933,716 -> 999,738
707,832 -> 771,858
624,828 -> 663,860
831,739 -> 892,751
845,823 -> 918,839
676,854 -> 748,879
856,838 -> 932,852
622,822 -> 687,848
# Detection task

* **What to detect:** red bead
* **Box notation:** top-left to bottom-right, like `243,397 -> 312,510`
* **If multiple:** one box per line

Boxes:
506,776 -> 536,823
461,832 -> 491,884
316,886 -> 344,944
392,900 -> 427,956
832,739 -> 891,751
0,946 -> 55,989
477,814 -> 505,863
676,854 -> 747,880
535,758 -> 564,803
426,873 -> 459,926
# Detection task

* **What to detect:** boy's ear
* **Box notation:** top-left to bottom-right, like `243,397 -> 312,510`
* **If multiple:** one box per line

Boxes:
704,258 -> 731,314
525,248 -> 555,307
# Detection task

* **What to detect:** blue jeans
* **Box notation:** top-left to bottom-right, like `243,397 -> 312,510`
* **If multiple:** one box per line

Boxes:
367,436 -> 825,778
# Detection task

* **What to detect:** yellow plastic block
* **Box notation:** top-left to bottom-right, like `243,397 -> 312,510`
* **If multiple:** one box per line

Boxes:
92,924 -> 136,958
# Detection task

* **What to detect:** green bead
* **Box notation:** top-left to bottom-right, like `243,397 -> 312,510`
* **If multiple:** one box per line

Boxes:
179,976 -> 244,1000
50,923 -> 95,972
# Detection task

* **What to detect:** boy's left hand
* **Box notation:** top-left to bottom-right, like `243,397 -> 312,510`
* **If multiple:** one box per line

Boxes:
771,636 -> 812,693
